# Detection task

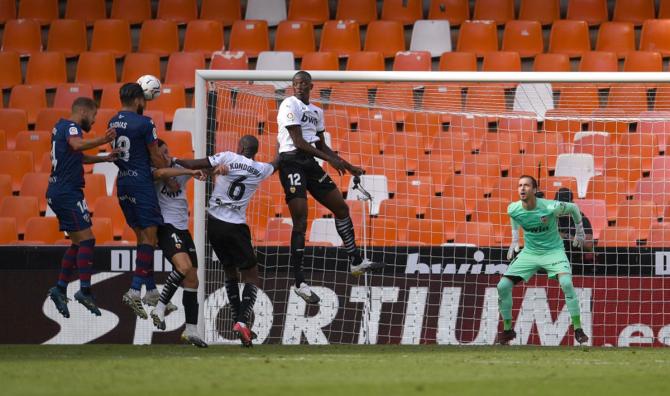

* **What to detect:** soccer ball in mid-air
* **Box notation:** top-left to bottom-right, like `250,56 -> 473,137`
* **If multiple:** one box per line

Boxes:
137,74 -> 161,100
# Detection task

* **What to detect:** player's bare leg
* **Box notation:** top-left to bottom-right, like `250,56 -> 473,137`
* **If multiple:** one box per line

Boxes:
558,273 -> 589,345
232,266 -> 259,347
315,188 -> 384,276
287,197 -> 320,304
123,226 -> 159,319
150,252 -> 190,330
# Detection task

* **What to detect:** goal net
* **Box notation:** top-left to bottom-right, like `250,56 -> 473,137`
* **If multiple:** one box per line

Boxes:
194,71 -> 670,347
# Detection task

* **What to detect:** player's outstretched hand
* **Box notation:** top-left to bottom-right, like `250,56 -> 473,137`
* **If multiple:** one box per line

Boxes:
506,242 -> 519,261
102,128 -> 116,143
573,221 -> 586,248
213,164 -> 229,176
347,164 -> 364,176
191,169 -> 207,181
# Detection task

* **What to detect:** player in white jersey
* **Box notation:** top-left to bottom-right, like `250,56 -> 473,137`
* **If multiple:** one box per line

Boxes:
278,71 -> 383,305
176,135 -> 279,347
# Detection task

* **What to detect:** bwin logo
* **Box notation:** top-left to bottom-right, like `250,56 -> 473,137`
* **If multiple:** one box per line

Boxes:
301,113 -> 318,125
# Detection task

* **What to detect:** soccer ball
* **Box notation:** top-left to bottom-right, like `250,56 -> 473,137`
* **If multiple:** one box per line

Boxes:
137,74 -> 161,100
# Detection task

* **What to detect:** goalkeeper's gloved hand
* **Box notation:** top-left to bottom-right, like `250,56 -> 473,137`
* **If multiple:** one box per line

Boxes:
507,228 -> 520,260
573,221 -> 586,248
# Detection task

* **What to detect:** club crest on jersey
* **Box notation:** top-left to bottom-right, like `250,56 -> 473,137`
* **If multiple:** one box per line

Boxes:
540,216 -> 548,224
287,112 -> 294,120
175,243 -> 182,249
69,126 -> 79,135
290,186 -> 296,193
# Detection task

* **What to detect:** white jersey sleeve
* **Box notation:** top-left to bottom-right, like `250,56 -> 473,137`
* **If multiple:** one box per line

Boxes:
153,165 -> 191,230
276,96 -> 323,153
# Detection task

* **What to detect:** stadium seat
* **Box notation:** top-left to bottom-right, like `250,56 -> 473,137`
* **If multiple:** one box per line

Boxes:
209,51 -> 249,70
519,0 -> 560,25
482,51 -> 521,72
405,218 -> 449,245
472,198 -> 512,242
0,0 -> 15,23
607,84 -> 649,114
410,20 -> 452,57
90,19 -> 132,58
363,21 -> 405,58
171,108 -> 196,144
336,0 -> 377,25
99,83 -> 123,110
46,19 -> 87,58
260,218 -> 293,245
35,109 -> 70,134
229,20 -> 270,58
75,52 -> 117,90
200,0 -> 241,26
502,20 -> 544,58
91,217 -> 114,245
0,217 -> 17,244
18,0 -> 58,25
83,174 -> 108,213
274,20 -> 316,58
534,53 -> 571,72
157,0 -> 198,24
572,199 -> 607,240
381,0 -> 423,25
615,200 -> 657,240
613,0 -> 655,26
572,131 -> 611,173
640,19 -> 670,57
183,20 -> 225,59
246,0 -> 286,27
308,218 -> 344,246
428,0 -> 468,26
0,196 -> 39,235
438,52 -> 477,73
92,161 -> 119,196
513,84 -> 555,119
138,20 -> 180,57
369,218 -> 401,246
456,20 -> 498,57
111,0 -> 151,24
0,51 -> 22,89
430,131 -> 471,166
579,51 -> 618,72
18,172 -> 48,213
345,175 -> 389,215
461,153 -> 504,190
624,51 -> 663,74
596,22 -> 636,59
9,85 -> 46,125
165,52 -> 206,89
1,19 -> 42,56
121,53 -> 162,83
598,226 -> 638,246
346,51 -> 384,71
541,176 -> 580,200
464,85 -> 507,114
121,224 -> 138,243
480,132 -> 522,170
647,223 -> 670,247
288,0 -> 329,24
65,0 -> 106,26
473,0 -> 515,25
320,20 -> 361,57
567,0 -> 608,26
0,109 -> 28,150
661,0 -> 670,18
393,51 -> 432,71
378,198 -> 422,220
144,110 -> 167,131
455,222 -> 502,246
94,196 -> 125,237
23,216 -> 62,243
14,131 -> 50,171
556,85 -> 599,114
649,156 -> 670,180
423,196 -> 467,239
633,179 -> 670,218
25,52 -> 67,89
301,52 -> 338,70
508,153 -> 548,182
442,174 -> 490,210
653,86 -> 670,111
0,131 -> 5,151
549,20 -> 591,58
157,131 -> 193,158
554,153 -> 596,198
588,108 -> 631,139
328,83 -> 372,119
586,175 -> 632,219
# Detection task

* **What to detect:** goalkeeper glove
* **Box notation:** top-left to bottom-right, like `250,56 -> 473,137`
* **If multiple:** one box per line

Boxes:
507,228 -> 520,260
573,222 -> 586,248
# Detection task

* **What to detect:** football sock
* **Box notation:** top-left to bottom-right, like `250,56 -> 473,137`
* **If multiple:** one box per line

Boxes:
225,279 -> 241,323
183,288 -> 198,327
290,230 -> 306,287
559,274 -> 582,329
77,239 -> 95,295
497,276 -> 514,331
334,217 -> 360,261
57,244 -> 79,293
132,244 -> 154,291
159,270 -> 185,305
239,283 -> 258,325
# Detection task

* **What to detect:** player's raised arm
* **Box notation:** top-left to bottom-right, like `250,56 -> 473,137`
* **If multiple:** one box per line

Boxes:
152,167 -> 206,180
551,201 -> 586,248
175,157 -> 213,169
507,217 -> 521,260
82,150 -> 119,164
69,127 -> 116,152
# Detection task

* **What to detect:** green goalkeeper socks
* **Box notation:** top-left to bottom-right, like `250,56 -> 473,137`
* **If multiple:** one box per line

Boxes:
559,274 -> 582,330
497,277 -> 514,330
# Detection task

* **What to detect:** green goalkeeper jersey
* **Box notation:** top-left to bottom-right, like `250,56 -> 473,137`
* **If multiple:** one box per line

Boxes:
507,198 -> 579,254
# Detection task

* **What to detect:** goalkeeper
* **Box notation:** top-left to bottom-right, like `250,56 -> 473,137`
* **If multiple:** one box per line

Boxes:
497,175 -> 589,345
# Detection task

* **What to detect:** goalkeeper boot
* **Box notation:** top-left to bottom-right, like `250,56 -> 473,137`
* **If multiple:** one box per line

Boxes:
48,287 -> 70,318
181,331 -> 208,348
232,322 -> 253,348
74,291 -> 101,316
574,327 -> 589,345
350,257 -> 385,276
150,309 -> 166,330
294,282 -> 320,304
498,329 -> 516,345
122,290 -> 148,319
142,290 -> 178,316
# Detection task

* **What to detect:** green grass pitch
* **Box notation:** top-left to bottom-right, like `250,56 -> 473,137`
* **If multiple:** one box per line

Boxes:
1,345 -> 669,396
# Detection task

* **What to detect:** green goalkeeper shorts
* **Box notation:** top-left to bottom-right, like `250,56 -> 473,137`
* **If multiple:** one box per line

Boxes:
504,249 -> 571,282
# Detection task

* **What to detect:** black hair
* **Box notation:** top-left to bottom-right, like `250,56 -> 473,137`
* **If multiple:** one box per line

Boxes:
292,70 -> 312,82
119,83 -> 145,106
555,187 -> 574,203
239,134 -> 259,156
518,174 -> 538,189
71,97 -> 97,112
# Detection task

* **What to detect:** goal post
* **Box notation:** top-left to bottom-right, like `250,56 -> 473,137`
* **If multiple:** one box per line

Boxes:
194,70 -> 670,346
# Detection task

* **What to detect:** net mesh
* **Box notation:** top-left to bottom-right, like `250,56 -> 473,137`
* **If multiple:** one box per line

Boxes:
200,78 -> 670,346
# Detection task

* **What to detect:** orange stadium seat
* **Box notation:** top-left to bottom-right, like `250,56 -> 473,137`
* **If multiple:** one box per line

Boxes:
464,85 -> 507,114
0,196 -> 39,235
375,84 -> 415,112
336,0 -> 377,25
356,109 -> 397,136
615,200 -> 657,240
455,222 -> 503,246
596,22 -> 636,59
65,0 -> 107,26
586,175 -> 632,219
405,218 -> 449,245
430,132 -> 471,166
121,53 -> 162,83
260,218 -> 292,245
634,179 -> 670,218
0,109 -> 28,150
209,51 -> 249,70
579,51 -> 618,72
229,20 -> 270,58
519,0 -> 560,25
508,153 -> 548,181
416,154 -> 454,185
650,155 -> 670,180
183,20 -> 225,58
567,0 -> 608,26
24,217 -> 62,244
111,0 -> 152,25
428,0 -> 468,26
572,132 -> 611,173
0,174 -> 12,200
9,85 -> 46,125
364,20 -> 406,59
550,20 -> 591,58
557,85 -> 599,114
35,108 -> 70,134
502,20 -> 544,58
473,0 -> 515,25
320,20 -> 361,57
0,51 -> 22,90
346,51 -> 384,71
648,223 -> 670,247
18,0 -> 58,26
381,0 -> 423,25
442,174 -> 490,210
534,53 -> 571,72
157,131 -> 193,158
301,52 -> 338,70
607,84 -> 649,114
482,51 -> 521,71
90,19 -> 132,58
121,224 -> 137,243
19,172 -> 49,213
25,52 -> 67,89
370,218 -> 400,246
378,198 -> 422,220
91,217 -> 114,244
1,19 -> 42,56
661,0 -> 670,18
543,109 -> 582,143
653,86 -> 670,111
480,133 -> 521,170
394,175 -> 435,205
145,110 -> 167,131
94,196 -> 125,238
288,0 -> 330,25
274,20 -> 316,58
157,0 -> 198,24
613,0 -> 655,26
424,196 -> 468,237
165,52 -> 205,89
99,83 -> 123,110
598,226 -> 638,246
47,19 -> 87,58
0,217 -> 17,244
588,108 -> 631,139
640,19 -> 670,57
75,52 -> 117,90
0,0 -> 15,23
15,131 -> 51,170
0,131 -> 5,151
456,20 -> 498,57
473,198 -> 512,242
624,51 -> 663,78
139,19 -> 180,57
83,174 -> 108,213
200,0 -> 241,26
461,153 -> 504,190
